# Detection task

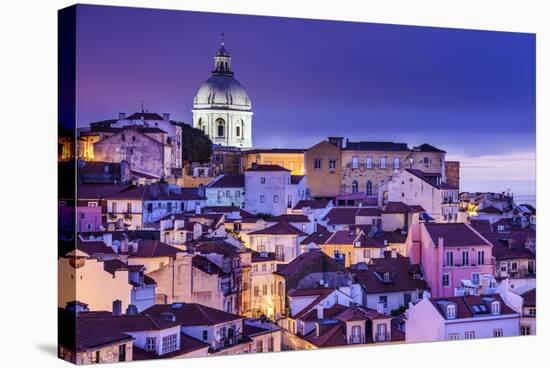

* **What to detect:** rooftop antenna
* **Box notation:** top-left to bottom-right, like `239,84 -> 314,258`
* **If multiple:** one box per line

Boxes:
141,100 -> 145,113
221,32 -> 225,47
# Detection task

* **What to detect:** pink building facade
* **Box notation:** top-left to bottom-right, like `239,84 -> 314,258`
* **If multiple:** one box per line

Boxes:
406,223 -> 494,297
76,206 -> 103,232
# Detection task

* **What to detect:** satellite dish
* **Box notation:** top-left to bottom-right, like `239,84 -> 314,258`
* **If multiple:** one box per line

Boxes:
319,279 -> 324,286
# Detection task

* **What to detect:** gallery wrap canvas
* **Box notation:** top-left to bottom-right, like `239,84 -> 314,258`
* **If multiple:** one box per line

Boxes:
58,4 -> 536,364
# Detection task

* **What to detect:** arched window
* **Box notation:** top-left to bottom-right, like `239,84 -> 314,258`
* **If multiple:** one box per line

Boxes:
197,118 -> 205,132
352,180 -> 359,194
216,118 -> 225,137
491,301 -> 500,315
236,119 -> 244,138
366,180 -> 373,196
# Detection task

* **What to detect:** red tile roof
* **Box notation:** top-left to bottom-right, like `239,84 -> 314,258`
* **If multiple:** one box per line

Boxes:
405,169 -> 457,190
78,312 -> 180,332
478,205 -> 504,214
469,219 -> 493,233
423,223 -> 490,247
521,288 -> 536,307
125,240 -> 182,258
245,164 -> 290,172
76,239 -> 116,256
325,230 -> 364,245
275,250 -> 345,277
270,214 -> 310,223
207,175 -> 244,188
294,200 -> 331,210
143,303 -> 243,326
290,175 -> 305,184
383,202 -> 425,214
482,230 -> 535,260
430,294 -> 517,319
300,224 -> 333,245
322,208 -> 360,225
248,221 -> 307,236
356,207 -> 383,216
352,257 -> 428,294
192,255 -> 226,275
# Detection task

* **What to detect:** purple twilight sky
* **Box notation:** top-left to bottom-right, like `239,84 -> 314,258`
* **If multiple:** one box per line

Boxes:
74,5 -> 536,196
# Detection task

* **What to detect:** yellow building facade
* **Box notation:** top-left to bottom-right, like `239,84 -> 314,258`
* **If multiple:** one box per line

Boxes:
242,149 -> 305,175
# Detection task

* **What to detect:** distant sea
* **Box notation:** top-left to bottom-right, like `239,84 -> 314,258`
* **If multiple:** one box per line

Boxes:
514,194 -> 536,207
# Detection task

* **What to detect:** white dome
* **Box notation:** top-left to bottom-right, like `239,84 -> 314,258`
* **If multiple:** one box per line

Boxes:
193,75 -> 251,111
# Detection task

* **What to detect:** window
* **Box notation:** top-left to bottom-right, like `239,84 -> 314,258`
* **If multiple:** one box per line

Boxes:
254,286 -> 259,297
393,157 -> 400,169
162,334 -> 178,353
442,273 -> 450,288
202,330 -> 208,341
366,181 -> 373,196
528,308 -> 536,317
521,326 -> 531,335
366,156 -> 373,169
493,329 -> 503,337
379,296 -> 388,308
146,337 -> 156,351
268,337 -> 274,352
261,264 -> 267,272
147,203 -> 153,213
423,157 -> 429,165
260,177 -> 266,184
511,262 -> 518,271
445,251 -> 454,266
314,158 -> 322,169
380,156 -> 387,169
491,301 -> 500,315
167,202 -> 172,213
289,161 -> 295,170
236,126 -> 241,137
273,195 -> 279,203
351,326 -> 361,344
447,304 -> 456,319
256,339 -> 263,352
462,251 -> 469,266
260,195 -> 265,203
111,202 -> 117,213
329,159 -> 336,170
500,262 -> 508,272
352,180 -> 359,194
363,249 -> 371,259
118,344 -> 126,361
216,119 -> 225,137
477,250 -> 485,265
471,273 -> 480,286
404,293 -> 412,306
352,156 -> 359,169
448,333 -> 459,340
465,331 -> 475,339
262,285 -> 268,295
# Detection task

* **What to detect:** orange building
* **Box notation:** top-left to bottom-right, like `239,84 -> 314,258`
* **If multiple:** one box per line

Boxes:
242,149 -> 305,175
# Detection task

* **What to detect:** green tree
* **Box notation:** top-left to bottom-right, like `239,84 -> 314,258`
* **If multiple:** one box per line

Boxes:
176,122 -> 213,167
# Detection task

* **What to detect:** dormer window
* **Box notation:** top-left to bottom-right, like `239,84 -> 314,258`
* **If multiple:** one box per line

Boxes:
491,301 -> 500,315
383,272 -> 390,282
447,304 -> 456,319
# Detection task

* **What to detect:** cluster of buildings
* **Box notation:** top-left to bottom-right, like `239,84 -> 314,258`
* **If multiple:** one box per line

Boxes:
58,37 -> 536,364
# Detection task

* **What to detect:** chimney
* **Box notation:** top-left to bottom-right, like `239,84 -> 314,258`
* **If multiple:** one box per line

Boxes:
376,301 -> 385,314
507,239 -> 514,249
195,204 -> 201,215
120,235 -> 129,253
163,113 -> 170,120
112,300 -> 122,316
118,112 -> 126,120
316,304 -> 324,320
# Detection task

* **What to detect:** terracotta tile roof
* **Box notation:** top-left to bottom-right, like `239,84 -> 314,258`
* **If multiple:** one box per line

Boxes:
195,240 -> 241,257
245,164 -> 290,172
478,205 -> 504,214
201,206 -> 241,213
412,143 -> 446,153
356,207 -> 383,216
275,250 -> 345,277
405,169 -> 457,190
352,257 -> 428,294
469,219 -> 493,233
78,312 -> 180,332
248,221 -> 307,236
300,304 -> 348,322
303,323 -> 347,347
77,184 -> 132,200
207,174 -> 244,188
143,303 -> 243,326
430,294 -> 517,319
294,200 -> 331,210
322,208 -> 360,225
325,230 -> 364,245
482,229 -> 535,260
132,333 -> 209,360
521,288 -> 536,307
345,141 -> 409,152
76,238 -> 116,256
270,214 -> 310,223
126,112 -> 165,120
192,255 -> 226,275
423,223 -> 490,247
125,240 -> 182,258
383,202 -> 425,214
300,224 -> 333,245
290,175 -> 305,184
335,306 -> 388,322
58,309 -> 134,353
288,288 -> 338,319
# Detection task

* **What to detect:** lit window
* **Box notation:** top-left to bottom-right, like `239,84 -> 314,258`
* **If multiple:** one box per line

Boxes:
352,156 -> 359,169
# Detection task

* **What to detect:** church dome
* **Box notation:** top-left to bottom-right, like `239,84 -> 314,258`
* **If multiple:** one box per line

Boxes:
193,34 -> 251,111
193,75 -> 251,111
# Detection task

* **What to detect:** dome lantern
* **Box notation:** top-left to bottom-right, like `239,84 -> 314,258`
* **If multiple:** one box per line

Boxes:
213,32 -> 233,76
